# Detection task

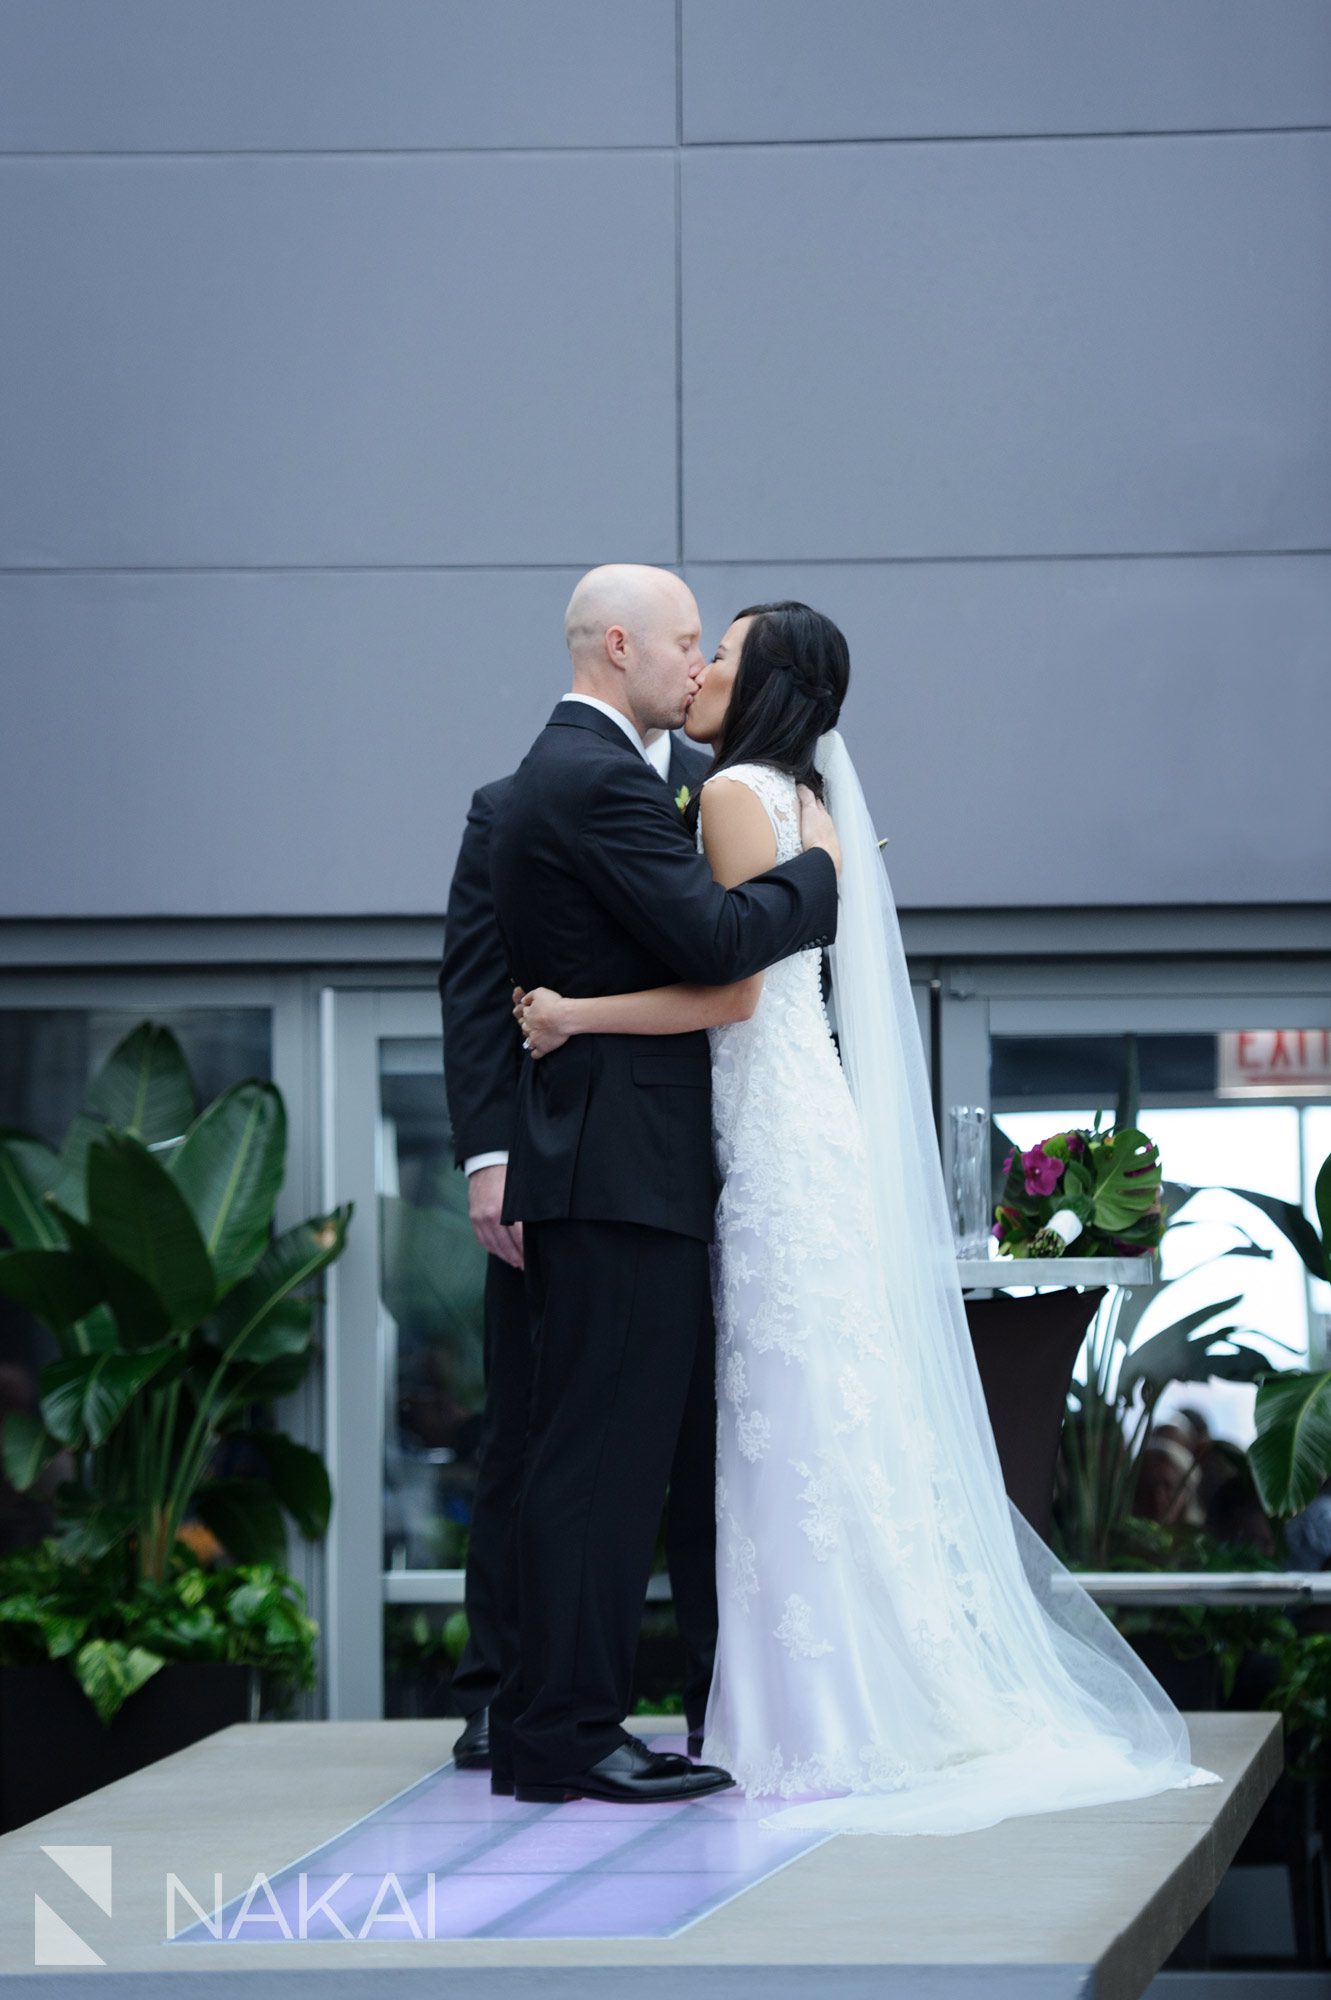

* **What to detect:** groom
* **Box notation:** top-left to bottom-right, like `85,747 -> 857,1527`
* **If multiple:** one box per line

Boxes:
489,563 -> 841,1804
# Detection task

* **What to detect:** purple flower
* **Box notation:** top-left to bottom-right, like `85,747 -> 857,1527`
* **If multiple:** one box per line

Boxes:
1021,1144 -> 1066,1198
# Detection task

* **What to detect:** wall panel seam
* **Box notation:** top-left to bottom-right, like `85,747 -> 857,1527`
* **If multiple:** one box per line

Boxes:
4,550 -> 1328,578
680,125 -> 1331,151
3,126 -> 1329,162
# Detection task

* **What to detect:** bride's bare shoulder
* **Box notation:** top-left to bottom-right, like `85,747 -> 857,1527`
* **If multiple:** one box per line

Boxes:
698,768 -> 780,884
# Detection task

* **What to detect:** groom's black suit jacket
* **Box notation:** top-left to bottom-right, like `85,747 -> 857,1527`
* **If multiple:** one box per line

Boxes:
440,732 -> 710,1170
489,700 -> 839,1243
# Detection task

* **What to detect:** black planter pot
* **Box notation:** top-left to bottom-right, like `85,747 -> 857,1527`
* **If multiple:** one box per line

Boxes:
965,1286 -> 1106,1542
0,1659 -> 258,1832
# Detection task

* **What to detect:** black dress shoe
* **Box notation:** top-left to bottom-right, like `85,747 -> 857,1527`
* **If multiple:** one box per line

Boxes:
452,1708 -> 491,1770
514,1735 -> 733,1805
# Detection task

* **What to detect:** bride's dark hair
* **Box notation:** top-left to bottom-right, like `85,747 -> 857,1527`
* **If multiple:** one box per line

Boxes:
695,601 -> 850,822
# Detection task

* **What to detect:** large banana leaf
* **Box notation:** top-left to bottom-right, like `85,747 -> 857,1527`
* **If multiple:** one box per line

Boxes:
233,1344 -> 322,1403
0,1248 -> 105,1335
1090,1128 -> 1161,1234
245,1427 -> 332,1538
86,1133 -> 216,1331
55,1502 -> 145,1566
169,1082 -> 286,1299
1250,1370 -> 1331,1517
1168,1176 -> 1325,1279
1,1408 -> 65,1491
48,1111 -> 114,1223
1315,1151 -> 1331,1283
0,1131 -> 64,1248
206,1207 -> 352,1361
45,1201 -> 170,1348
39,1344 -> 176,1449
85,1021 -> 195,1147
196,1297 -> 313,1375
1115,1294 -> 1262,1400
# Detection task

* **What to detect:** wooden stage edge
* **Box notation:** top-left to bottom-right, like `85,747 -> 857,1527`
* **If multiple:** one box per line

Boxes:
0,1710 -> 1281,2000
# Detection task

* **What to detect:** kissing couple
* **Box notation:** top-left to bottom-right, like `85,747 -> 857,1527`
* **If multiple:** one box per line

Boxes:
475,563 -> 1218,1833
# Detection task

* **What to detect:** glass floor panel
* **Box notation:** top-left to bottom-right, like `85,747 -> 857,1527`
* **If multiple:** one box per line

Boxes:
167,1735 -> 830,1944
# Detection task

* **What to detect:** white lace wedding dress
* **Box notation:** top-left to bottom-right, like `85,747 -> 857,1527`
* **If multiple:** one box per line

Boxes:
696,754 -> 1220,1835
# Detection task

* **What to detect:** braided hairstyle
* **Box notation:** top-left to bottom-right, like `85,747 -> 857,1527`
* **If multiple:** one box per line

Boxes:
687,600 -> 850,834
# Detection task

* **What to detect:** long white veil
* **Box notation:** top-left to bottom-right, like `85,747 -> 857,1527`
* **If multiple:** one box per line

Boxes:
764,732 -> 1220,1834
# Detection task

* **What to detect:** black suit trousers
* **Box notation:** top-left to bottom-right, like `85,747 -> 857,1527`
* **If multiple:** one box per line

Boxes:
449,1253 -> 529,1717
497,1217 -> 714,1784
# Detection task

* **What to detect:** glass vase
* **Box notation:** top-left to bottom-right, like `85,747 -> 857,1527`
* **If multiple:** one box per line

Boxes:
949,1105 -> 992,1258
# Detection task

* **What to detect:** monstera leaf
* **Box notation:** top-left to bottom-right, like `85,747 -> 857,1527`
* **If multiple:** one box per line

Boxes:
1090,1128 -> 1161,1234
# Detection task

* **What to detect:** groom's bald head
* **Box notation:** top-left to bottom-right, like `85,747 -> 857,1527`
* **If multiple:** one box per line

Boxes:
564,564 -> 687,660
563,564 -> 705,735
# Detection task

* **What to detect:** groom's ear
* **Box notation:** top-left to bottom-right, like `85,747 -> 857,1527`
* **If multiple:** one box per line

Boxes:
604,623 -> 631,669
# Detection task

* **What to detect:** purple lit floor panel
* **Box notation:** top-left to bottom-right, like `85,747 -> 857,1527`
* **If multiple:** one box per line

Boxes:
168,1735 -> 831,1943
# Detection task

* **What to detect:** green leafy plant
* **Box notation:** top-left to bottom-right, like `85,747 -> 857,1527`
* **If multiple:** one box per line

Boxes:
1108,1517 -> 1291,1678
1052,1212 -> 1276,1568
0,1021 -> 350,1584
0,1536 -> 317,1724
1248,1147 -> 1331,1518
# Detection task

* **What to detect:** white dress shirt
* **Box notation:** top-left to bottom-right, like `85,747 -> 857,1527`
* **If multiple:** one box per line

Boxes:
463,698 -> 677,1176
560,692 -> 673,777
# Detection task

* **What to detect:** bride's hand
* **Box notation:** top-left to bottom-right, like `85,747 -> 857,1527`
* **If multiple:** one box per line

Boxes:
512,984 -> 572,1059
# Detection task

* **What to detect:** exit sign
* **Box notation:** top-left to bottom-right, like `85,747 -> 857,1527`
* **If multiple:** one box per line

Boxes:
1218,1029 -> 1331,1097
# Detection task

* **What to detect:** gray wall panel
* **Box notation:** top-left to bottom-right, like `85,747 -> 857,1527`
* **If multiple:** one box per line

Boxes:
681,135 -> 1331,561
3,548 -> 1324,916
686,556 -> 1331,908
1,154 -> 677,566
1,9 -> 1323,920
0,571 -> 584,918
684,0 -> 1331,142
0,0 -> 676,152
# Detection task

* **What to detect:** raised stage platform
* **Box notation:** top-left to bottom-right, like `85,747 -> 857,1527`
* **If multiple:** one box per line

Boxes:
0,1711 -> 1281,1998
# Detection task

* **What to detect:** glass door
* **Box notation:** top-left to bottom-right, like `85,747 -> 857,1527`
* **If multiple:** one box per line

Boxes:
320,986 -> 486,1719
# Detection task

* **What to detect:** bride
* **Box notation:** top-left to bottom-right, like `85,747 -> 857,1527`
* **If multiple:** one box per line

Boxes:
513,600 -> 1220,1836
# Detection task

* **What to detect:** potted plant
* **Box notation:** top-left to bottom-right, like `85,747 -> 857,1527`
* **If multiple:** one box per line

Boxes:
967,1109 -> 1171,1541
0,1021 -> 350,1829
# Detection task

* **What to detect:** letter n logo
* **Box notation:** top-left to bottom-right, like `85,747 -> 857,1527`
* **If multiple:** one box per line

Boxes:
35,1844 -> 112,1965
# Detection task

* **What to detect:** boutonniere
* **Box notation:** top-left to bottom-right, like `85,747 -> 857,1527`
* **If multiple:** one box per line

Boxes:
675,784 -> 691,813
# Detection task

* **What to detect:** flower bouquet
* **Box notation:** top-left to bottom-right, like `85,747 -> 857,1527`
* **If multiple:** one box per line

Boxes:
991,1119 -> 1165,1260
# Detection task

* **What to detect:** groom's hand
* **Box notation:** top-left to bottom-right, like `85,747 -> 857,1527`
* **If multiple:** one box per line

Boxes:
797,784 -> 842,876
467,1163 -> 524,1270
